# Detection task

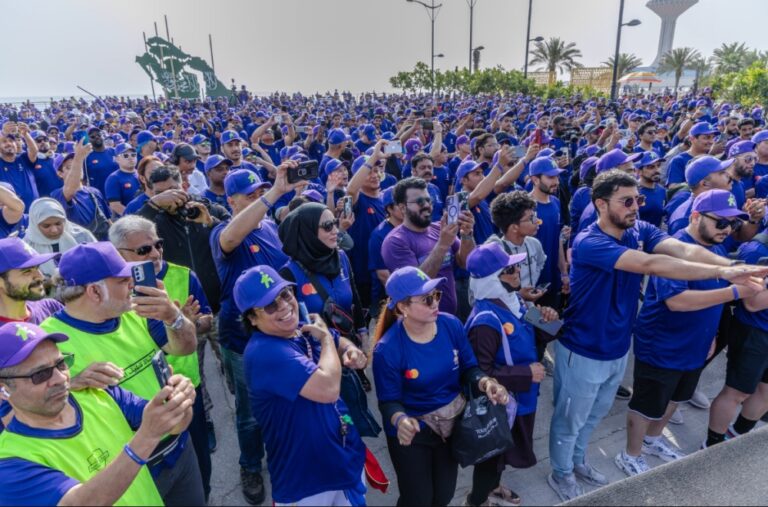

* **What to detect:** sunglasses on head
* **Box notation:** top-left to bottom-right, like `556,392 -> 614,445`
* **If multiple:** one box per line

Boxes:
613,195 -> 646,208
412,290 -> 442,307
1,354 -> 74,385
257,287 -> 294,315
319,219 -> 339,232
119,239 -> 164,256
701,213 -> 742,231
406,196 -> 432,207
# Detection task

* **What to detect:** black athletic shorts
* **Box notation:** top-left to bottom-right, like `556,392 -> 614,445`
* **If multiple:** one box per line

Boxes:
726,319 -> 768,395
628,358 -> 703,420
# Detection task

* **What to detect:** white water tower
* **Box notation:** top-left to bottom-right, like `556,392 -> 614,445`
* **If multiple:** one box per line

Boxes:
646,0 -> 699,69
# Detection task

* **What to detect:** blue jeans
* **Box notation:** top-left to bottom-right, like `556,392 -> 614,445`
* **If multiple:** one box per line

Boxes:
549,341 -> 628,477
221,347 -> 264,473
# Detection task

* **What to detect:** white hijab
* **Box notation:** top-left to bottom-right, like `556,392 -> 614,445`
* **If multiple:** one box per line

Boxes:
469,267 -> 523,318
24,198 -> 96,276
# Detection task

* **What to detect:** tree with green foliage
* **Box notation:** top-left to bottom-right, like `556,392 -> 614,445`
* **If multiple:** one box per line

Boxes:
602,53 -> 643,78
711,42 -> 752,74
659,47 -> 701,91
528,37 -> 584,74
711,61 -> 768,107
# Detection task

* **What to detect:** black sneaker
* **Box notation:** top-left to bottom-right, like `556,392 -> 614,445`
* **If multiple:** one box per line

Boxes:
207,421 -> 217,453
240,468 -> 265,505
615,385 -> 632,400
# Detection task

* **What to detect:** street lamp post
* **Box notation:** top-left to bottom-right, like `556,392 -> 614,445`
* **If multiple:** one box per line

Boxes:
407,0 -> 443,90
523,36 -> 543,79
610,0 -> 641,100
467,0 -> 479,72
523,0 -> 534,78
472,46 -> 485,73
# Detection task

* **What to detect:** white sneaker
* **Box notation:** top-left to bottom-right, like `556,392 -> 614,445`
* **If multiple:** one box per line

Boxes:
668,406 -> 684,425
615,451 -> 651,476
688,389 -> 710,409
642,437 -> 686,462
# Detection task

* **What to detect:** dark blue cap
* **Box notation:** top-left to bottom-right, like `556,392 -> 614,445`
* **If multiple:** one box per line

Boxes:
234,265 -> 295,313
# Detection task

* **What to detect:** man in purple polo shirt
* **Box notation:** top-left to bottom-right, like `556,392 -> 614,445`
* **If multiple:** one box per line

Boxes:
381,177 -> 475,314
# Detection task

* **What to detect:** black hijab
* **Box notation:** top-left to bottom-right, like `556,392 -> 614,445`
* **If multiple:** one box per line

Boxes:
279,202 -> 341,278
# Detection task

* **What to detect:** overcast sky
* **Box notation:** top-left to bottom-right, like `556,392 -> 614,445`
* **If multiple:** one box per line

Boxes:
3,0 -> 766,98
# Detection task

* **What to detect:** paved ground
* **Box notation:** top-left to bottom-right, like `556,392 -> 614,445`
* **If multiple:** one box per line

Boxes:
205,341 -> 763,506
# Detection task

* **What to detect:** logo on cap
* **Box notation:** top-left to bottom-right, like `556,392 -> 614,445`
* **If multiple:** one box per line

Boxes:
415,269 -> 428,281
259,272 -> 274,288
15,324 -> 35,341
728,194 -> 736,207
21,242 -> 38,256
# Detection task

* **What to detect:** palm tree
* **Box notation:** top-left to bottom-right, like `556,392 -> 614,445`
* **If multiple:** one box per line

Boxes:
711,42 -> 751,74
528,37 -> 583,77
602,53 -> 643,78
690,56 -> 710,94
659,47 -> 701,91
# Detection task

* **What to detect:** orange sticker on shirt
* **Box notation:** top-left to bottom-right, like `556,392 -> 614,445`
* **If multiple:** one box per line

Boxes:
250,244 -> 260,253
301,283 -> 317,296
367,207 -> 375,214
404,369 -> 419,379
503,322 -> 515,335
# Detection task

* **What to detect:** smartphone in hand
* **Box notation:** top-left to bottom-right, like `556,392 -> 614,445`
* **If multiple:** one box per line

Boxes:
131,262 -> 156,294
523,306 -> 563,336
151,350 -> 172,387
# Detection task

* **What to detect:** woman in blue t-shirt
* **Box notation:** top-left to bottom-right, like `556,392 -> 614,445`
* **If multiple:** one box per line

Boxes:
372,266 -> 509,507
464,243 -> 558,507
234,265 -> 368,506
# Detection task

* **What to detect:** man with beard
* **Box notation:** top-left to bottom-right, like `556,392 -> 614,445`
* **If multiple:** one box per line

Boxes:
409,153 -> 444,221
547,170 -> 768,501
29,130 -> 61,197
0,123 -> 39,210
618,190 -> 759,476
220,130 -> 259,173
636,152 -> 666,227
726,141 -> 757,202
752,131 -> 768,182
84,127 -> 118,196
382,177 -> 475,315
528,157 -> 568,313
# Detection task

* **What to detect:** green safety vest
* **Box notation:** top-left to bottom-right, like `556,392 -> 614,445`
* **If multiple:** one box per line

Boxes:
161,262 -> 201,387
41,312 -> 161,401
0,389 -> 163,506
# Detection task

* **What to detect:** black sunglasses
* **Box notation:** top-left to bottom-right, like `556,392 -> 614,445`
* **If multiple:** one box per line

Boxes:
256,287 -> 295,315
701,213 -> 743,231
613,195 -> 646,208
120,153 -> 137,159
319,219 -> 340,232
119,239 -> 164,256
1,354 -> 74,385
500,264 -> 521,276
412,290 -> 442,307
406,196 -> 432,207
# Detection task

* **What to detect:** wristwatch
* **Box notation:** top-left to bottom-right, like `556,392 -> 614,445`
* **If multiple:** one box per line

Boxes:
165,311 -> 185,331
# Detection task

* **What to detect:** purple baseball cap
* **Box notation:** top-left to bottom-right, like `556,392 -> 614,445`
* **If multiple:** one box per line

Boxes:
385,266 -> 445,309
0,238 -> 59,274
190,134 -> 209,146
58,242 -> 142,287
579,156 -> 599,179
204,154 -> 233,173
328,128 -> 347,145
596,149 -> 642,173
729,140 -> 756,158
529,157 -> 564,177
301,189 -> 324,203
466,243 -> 527,279
0,322 -> 68,369
685,156 -> 734,187
455,135 -> 470,147
692,189 -> 748,219
635,151 -> 665,169
404,138 -> 423,160
324,158 -> 345,177
362,124 -> 377,140
456,159 -> 482,181
234,265 -> 295,313
224,169 -> 271,197
221,130 -> 242,144
689,122 -> 719,137
752,131 -> 768,145
135,130 -> 155,149
114,143 -> 134,156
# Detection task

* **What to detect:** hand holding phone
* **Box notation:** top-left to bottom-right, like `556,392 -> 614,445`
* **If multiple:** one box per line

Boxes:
446,195 -> 460,225
523,306 -> 563,336
151,350 -> 172,387
131,262 -> 157,294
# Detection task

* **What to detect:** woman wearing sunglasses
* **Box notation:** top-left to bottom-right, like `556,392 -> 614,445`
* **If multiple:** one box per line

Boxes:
371,266 -> 508,507
464,243 -> 558,507
234,265 -> 368,506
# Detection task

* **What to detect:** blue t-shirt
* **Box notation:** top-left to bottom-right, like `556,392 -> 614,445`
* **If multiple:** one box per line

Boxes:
31,156 -> 62,197
259,140 -> 284,165
347,192 -> 386,283
533,197 -> 562,288
368,219 -> 395,305
104,170 -> 140,206
665,152 -> 694,186
0,154 -> 38,210
469,198 -> 497,244
561,221 -> 668,360
633,230 -> 728,370
372,313 -> 478,436
754,162 -> 768,180
203,189 -> 230,213
210,219 -> 288,353
84,148 -> 118,195
664,188 -> 691,224
282,251 -> 354,317
735,240 -> 768,332
0,386 -> 145,506
244,331 -> 365,503
569,187 -> 591,241
428,182 -> 444,221
638,184 -> 666,227
0,213 -> 28,239
668,195 -> 694,236
123,193 -> 150,215
50,187 -> 112,231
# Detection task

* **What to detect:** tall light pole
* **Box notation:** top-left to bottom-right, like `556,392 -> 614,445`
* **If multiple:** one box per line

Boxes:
407,0 -> 443,90
472,46 -> 485,73
467,0 -> 479,72
610,0 -> 641,100
523,0 -> 534,78
524,36 -> 543,79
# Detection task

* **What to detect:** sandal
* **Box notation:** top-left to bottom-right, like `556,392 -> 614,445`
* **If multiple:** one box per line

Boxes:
488,485 -> 522,506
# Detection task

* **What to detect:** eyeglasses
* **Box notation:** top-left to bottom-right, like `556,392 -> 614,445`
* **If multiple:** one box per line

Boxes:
256,287 -> 295,315
119,239 -> 164,256
519,213 -> 539,225
412,290 -> 442,307
500,265 -> 520,276
701,213 -> 743,231
120,153 -> 137,159
741,156 -> 757,164
0,354 -> 74,385
644,130 -> 657,135
319,219 -> 339,232
406,196 -> 432,207
612,195 -> 647,208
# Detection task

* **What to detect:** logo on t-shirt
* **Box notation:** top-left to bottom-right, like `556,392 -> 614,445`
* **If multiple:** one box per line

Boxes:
367,207 -> 375,214
249,244 -> 260,253
87,448 -> 110,472
404,368 -> 419,379
301,283 -> 317,296
503,322 -> 515,335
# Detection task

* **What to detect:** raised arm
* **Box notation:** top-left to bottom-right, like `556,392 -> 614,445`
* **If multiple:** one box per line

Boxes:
347,140 -> 386,203
63,139 -> 90,202
0,184 -> 24,225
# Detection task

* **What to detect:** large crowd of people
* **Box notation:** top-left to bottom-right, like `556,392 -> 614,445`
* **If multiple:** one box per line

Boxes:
0,88 -> 767,506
